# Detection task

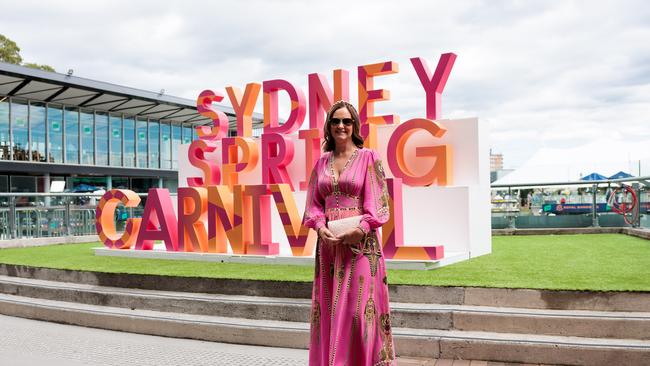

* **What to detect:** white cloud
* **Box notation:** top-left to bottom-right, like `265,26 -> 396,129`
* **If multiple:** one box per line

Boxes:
1,0 -> 648,168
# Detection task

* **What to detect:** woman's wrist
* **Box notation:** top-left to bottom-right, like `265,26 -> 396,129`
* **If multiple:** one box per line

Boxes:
357,225 -> 368,235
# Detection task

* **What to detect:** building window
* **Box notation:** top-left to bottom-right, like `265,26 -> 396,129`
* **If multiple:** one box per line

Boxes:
47,105 -> 63,163
0,99 -> 8,160
96,112 -> 109,166
30,102 -> 47,162
65,107 -> 79,164
182,125 -> 192,144
171,123 -> 181,170
11,100 -> 29,161
124,117 -> 135,167
136,118 -> 148,168
81,110 -> 94,165
148,120 -> 159,169
161,122 -> 171,169
110,114 -> 122,167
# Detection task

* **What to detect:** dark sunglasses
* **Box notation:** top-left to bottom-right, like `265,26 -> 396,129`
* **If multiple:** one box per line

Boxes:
329,118 -> 354,126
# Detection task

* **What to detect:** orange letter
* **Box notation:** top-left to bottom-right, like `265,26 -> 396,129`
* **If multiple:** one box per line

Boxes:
358,61 -> 400,148
386,118 -> 452,186
96,189 -> 142,249
178,187 -> 209,252
226,83 -> 261,137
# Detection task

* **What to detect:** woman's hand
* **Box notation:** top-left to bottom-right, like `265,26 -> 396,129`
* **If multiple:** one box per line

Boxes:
318,227 -> 342,247
337,228 -> 366,246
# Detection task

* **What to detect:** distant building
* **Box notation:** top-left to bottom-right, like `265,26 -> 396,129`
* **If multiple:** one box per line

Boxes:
0,62 -> 263,194
490,149 -> 503,172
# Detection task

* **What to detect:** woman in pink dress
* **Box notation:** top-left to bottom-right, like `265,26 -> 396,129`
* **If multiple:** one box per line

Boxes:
303,100 -> 395,366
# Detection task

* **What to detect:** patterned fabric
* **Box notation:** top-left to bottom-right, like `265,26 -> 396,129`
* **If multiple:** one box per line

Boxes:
303,148 -> 395,366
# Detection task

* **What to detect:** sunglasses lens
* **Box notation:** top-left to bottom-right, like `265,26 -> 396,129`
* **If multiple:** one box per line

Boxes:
330,118 -> 354,126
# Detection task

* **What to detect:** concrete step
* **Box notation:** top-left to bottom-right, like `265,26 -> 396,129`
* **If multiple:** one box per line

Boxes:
2,274 -> 650,341
0,292 -> 649,366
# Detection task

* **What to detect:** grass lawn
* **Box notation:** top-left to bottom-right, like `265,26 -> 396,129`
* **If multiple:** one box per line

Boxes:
1,234 -> 649,292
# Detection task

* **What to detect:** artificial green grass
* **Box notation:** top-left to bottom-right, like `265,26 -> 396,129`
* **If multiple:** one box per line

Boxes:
0,234 -> 649,292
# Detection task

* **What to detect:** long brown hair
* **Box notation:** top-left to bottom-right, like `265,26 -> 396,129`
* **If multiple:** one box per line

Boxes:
322,100 -> 365,152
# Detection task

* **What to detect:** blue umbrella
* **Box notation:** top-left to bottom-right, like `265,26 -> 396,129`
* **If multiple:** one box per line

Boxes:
608,171 -> 633,179
71,183 -> 99,192
581,172 -> 608,181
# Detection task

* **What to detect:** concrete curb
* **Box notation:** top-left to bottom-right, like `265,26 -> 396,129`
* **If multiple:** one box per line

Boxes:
492,227 -> 650,238
2,263 -> 650,312
0,235 -> 99,249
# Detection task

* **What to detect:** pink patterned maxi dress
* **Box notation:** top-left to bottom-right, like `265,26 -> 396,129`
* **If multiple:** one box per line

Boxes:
303,148 -> 395,366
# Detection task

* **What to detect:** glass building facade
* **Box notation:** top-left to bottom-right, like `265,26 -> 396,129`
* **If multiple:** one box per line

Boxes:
0,98 -> 197,169
0,62 -> 261,197
0,96 -> 208,193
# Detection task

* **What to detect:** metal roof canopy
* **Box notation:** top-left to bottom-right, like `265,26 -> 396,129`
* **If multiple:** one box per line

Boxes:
0,61 -> 263,128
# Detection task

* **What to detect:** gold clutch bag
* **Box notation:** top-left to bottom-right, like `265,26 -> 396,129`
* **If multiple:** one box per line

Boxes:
327,215 -> 363,237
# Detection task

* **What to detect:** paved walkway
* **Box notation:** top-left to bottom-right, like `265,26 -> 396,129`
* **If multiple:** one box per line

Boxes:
0,314 -> 307,366
0,314 -> 551,366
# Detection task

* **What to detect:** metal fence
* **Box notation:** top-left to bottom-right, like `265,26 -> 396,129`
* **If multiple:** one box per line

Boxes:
0,192 -> 147,240
491,175 -> 650,230
0,176 -> 648,240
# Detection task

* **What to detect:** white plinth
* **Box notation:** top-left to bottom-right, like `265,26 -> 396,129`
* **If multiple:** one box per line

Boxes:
93,246 -> 467,271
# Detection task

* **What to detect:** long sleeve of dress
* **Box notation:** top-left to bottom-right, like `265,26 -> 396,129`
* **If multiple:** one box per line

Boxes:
358,150 -> 390,234
302,159 -> 327,231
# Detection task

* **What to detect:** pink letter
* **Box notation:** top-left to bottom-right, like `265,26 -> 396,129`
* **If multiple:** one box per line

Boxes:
261,133 -> 295,190
221,137 -> 259,187
307,69 -> 350,130
187,139 -> 220,187
410,53 -> 457,120
263,79 -> 306,134
298,128 -> 323,191
243,185 -> 279,255
135,189 -> 179,251
196,89 -> 230,140
382,178 -> 444,260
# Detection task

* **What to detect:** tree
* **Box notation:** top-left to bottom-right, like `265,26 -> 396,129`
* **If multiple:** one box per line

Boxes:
0,34 -> 55,72
0,34 -> 22,64
22,62 -> 56,72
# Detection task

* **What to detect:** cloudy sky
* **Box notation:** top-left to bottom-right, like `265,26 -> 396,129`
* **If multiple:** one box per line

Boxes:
2,0 -> 649,168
